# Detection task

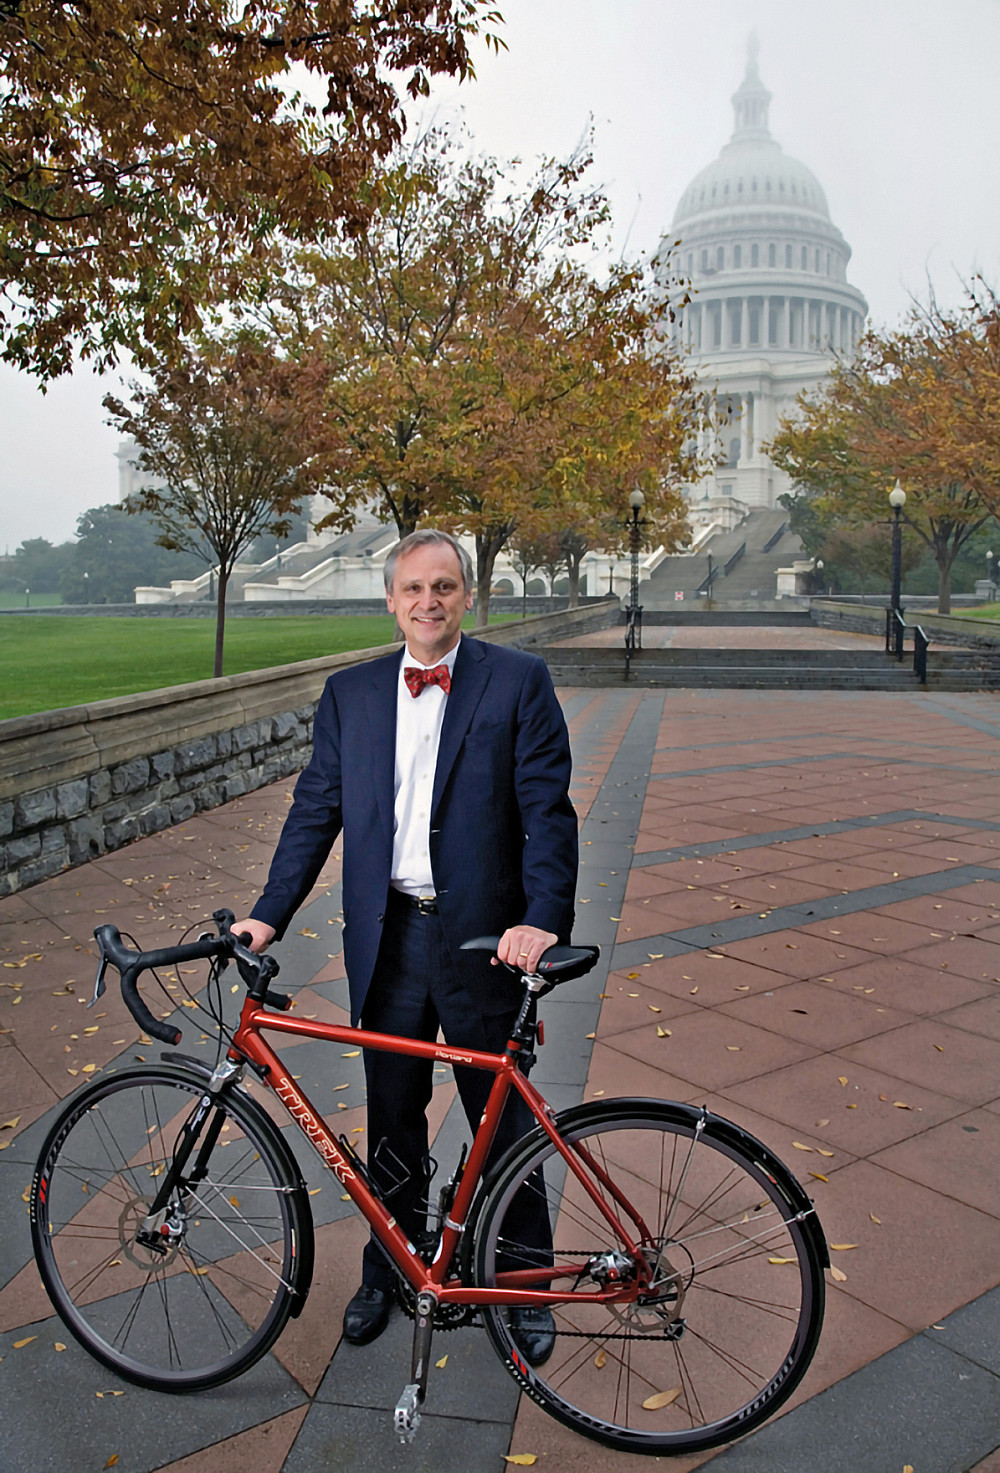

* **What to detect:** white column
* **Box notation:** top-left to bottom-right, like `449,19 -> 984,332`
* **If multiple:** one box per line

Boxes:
784,297 -> 792,349
741,393 -> 752,462
763,295 -> 771,347
740,297 -> 749,349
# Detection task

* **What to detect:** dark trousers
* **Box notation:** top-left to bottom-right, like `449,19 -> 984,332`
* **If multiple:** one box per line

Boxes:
359,891 -> 552,1291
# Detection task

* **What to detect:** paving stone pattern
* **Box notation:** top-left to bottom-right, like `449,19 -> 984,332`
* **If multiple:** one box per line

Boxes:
1,686 -> 1000,1471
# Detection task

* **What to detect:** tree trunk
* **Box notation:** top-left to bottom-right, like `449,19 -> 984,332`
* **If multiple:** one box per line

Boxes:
566,555 -> 582,608
936,555 -> 953,614
475,536 -> 494,628
213,566 -> 228,678
475,524 -> 514,629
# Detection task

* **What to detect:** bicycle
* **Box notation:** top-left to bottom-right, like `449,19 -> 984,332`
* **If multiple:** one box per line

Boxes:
30,909 -> 827,1456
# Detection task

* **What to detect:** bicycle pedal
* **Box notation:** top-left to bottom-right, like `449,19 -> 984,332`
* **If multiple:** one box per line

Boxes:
394,1382 -> 423,1443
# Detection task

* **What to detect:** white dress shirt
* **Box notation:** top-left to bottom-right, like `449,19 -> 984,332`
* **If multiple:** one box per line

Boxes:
390,643 -> 459,897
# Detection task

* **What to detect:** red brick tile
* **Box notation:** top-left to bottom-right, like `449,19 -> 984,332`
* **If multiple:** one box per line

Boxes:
871,1107 -> 1000,1217
895,935 -> 1000,982
815,955 -> 994,1015
796,912 -> 944,955
807,1159 -> 1000,1330
602,1009 -> 816,1092
720,1054 -> 964,1156
714,932 -> 873,980
840,1019 -> 1000,1104
718,979 -> 910,1050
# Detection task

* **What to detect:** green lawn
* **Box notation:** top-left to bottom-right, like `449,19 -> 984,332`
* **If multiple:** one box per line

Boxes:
960,604 -> 1000,621
1,613 -> 515,720
0,590 -> 61,609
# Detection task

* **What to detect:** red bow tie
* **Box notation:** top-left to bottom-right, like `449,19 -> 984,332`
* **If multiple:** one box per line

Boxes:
404,663 -> 451,698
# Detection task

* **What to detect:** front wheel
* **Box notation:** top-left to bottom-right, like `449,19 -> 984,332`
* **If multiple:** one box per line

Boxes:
31,1063 -> 311,1391
473,1099 -> 826,1455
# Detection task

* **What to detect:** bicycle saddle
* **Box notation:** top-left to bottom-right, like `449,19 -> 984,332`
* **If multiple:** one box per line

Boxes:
460,936 -> 600,983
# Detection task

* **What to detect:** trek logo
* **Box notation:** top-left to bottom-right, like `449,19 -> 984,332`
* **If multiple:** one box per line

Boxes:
273,1075 -> 356,1184
437,1049 -> 473,1064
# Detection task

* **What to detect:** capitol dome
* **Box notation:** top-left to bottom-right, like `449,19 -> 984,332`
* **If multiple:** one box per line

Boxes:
673,141 -> 830,228
662,40 -> 868,510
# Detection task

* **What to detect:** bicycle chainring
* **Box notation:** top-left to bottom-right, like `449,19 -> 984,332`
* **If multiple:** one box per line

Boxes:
396,1276 -> 477,1330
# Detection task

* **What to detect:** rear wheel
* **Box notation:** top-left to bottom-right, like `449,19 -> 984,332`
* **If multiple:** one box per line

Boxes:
31,1064 -> 309,1391
473,1100 -> 825,1455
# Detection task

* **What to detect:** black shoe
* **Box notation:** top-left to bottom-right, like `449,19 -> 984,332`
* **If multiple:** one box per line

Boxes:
509,1307 -> 556,1367
343,1284 -> 391,1345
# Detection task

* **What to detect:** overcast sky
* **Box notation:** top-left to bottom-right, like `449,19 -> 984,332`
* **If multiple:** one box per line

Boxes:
2,0 -> 998,552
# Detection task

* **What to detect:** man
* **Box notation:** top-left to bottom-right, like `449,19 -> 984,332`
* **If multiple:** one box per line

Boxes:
233,529 -> 577,1361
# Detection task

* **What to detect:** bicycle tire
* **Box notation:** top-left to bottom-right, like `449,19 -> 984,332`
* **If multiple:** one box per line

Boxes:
472,1098 -> 826,1455
31,1062 -> 311,1392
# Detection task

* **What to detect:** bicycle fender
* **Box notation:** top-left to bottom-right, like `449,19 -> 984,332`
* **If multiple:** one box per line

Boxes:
154,1054 -> 316,1314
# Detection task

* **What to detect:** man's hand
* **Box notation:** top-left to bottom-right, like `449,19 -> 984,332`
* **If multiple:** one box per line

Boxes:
231,918 -> 275,954
494,925 -> 558,973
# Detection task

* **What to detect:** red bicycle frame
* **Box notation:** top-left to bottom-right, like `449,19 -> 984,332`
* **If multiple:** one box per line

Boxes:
229,996 -> 654,1309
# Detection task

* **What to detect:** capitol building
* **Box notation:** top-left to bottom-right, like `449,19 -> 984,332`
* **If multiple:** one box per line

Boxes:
663,40 -> 868,513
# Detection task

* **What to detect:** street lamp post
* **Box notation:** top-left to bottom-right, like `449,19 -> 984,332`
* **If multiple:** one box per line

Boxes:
888,479 -> 906,658
83,571 -> 89,604
630,491 -> 645,630
987,549 -> 994,597
816,559 -> 824,595
624,489 -> 646,675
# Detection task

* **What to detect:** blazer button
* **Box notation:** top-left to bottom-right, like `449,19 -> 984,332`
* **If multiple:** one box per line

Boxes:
377,913 -> 384,923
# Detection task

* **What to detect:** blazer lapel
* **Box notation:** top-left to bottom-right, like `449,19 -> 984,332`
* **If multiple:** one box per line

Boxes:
432,636 -> 491,817
364,650 -> 402,837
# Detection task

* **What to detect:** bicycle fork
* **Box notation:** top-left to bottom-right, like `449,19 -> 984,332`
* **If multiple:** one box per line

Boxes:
394,1289 -> 437,1442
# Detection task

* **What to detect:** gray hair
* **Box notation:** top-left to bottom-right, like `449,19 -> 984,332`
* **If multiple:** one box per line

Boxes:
383,529 -> 474,595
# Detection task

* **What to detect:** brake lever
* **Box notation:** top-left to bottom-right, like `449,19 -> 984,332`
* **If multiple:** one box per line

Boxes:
88,954 -> 109,1008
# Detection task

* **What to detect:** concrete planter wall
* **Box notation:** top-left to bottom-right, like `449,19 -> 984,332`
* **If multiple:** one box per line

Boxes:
0,600 -> 617,894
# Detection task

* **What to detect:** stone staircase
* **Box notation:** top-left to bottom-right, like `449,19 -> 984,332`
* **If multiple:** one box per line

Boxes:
645,508 -> 802,609
540,645 -> 1000,691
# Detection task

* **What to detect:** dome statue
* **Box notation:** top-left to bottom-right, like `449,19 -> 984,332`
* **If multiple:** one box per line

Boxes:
661,37 -> 868,511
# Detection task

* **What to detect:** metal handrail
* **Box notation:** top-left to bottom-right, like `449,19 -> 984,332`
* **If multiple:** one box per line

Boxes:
761,522 -> 787,554
623,603 -> 643,680
723,541 -> 746,576
884,606 -> 906,659
913,625 -> 929,684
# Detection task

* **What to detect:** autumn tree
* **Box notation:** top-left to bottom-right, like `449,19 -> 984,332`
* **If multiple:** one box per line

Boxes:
255,131 -> 698,621
768,299 -> 999,612
105,334 -> 327,675
777,490 -> 922,598
0,1 -> 502,379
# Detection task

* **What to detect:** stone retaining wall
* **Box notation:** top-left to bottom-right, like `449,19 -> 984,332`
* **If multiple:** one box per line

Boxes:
4,594 -> 608,619
0,600 -> 617,894
811,600 -> 1000,649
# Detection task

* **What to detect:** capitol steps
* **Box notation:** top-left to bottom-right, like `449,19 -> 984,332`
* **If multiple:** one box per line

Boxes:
540,646 -> 1000,691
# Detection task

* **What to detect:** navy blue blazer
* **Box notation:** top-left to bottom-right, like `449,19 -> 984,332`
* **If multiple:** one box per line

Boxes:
250,635 -> 578,1022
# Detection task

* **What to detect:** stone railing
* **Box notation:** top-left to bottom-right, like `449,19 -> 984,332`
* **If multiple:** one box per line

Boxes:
0,600 -> 617,894
810,600 -> 1000,649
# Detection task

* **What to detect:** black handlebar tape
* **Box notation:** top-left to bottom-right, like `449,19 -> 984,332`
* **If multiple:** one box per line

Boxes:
94,924 -> 230,1045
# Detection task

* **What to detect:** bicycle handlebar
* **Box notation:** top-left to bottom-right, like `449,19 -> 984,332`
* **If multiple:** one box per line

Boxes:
93,909 -> 290,1046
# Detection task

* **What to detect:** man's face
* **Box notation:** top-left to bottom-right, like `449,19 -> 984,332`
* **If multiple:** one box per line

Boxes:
387,542 -> 473,664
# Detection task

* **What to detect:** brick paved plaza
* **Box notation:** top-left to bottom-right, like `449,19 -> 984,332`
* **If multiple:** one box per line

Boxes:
2,684 -> 999,1472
